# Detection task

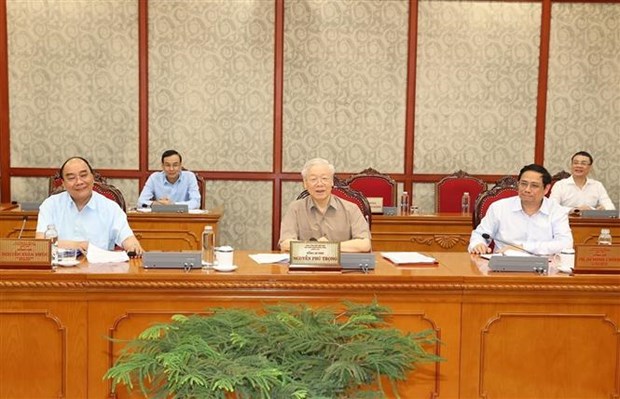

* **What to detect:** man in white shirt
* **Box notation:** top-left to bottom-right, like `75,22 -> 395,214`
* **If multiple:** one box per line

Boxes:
36,157 -> 144,255
549,151 -> 615,213
469,164 -> 573,256
137,150 -> 201,209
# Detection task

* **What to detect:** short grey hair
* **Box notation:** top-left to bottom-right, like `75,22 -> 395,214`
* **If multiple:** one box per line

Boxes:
301,158 -> 335,179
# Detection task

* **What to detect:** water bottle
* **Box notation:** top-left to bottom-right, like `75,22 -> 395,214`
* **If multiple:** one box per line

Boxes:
201,225 -> 215,268
597,228 -> 612,245
461,192 -> 470,214
400,191 -> 410,215
44,224 -> 59,265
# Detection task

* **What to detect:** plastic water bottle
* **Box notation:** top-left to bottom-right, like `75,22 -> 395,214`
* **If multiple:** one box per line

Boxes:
597,228 -> 612,245
461,192 -> 470,214
201,226 -> 215,268
44,224 -> 59,265
400,191 -> 410,216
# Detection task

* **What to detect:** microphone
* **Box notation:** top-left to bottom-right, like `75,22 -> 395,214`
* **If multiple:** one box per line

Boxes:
17,216 -> 28,239
481,233 -> 541,256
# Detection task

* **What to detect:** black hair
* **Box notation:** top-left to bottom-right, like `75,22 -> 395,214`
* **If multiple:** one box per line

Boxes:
518,164 -> 552,186
59,157 -> 94,179
571,151 -> 593,165
161,149 -> 182,163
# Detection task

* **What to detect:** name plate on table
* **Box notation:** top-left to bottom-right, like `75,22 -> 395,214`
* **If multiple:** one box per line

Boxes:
289,241 -> 341,272
579,209 -> 619,218
574,244 -> 620,274
0,238 -> 51,270
367,197 -> 384,214
151,204 -> 189,213
488,256 -> 548,273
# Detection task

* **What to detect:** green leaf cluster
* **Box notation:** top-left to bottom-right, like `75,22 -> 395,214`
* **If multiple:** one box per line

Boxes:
104,300 -> 442,399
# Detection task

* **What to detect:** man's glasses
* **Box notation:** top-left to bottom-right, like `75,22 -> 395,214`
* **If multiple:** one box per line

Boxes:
572,161 -> 591,166
518,181 -> 543,190
63,173 -> 90,183
306,176 -> 332,186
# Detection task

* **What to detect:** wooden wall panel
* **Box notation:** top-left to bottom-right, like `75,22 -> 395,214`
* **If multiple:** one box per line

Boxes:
0,304 -> 88,399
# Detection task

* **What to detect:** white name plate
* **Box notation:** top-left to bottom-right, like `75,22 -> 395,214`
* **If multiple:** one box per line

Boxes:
367,197 -> 384,214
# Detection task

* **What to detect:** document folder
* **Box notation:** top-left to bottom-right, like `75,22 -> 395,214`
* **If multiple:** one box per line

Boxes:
488,256 -> 548,273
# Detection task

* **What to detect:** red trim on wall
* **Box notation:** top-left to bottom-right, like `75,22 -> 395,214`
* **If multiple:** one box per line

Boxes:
403,0 -> 418,196
138,0 -> 149,188
0,0 -> 10,201
534,0 -> 552,164
272,0 -> 285,248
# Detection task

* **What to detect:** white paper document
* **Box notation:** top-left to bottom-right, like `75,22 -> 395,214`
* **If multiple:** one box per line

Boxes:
249,253 -> 290,264
381,252 -> 437,264
189,209 -> 208,214
86,243 -> 130,263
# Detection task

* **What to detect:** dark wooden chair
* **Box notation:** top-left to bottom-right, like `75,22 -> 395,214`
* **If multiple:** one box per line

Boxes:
435,170 -> 486,213
472,175 -> 518,228
343,167 -> 397,208
297,183 -> 372,227
183,168 -> 205,209
49,171 -> 127,212
194,172 -> 206,210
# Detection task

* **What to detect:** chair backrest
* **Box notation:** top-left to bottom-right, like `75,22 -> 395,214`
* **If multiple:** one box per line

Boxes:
296,184 -> 372,227
49,172 -> 127,212
472,175 -> 518,227
344,167 -> 397,208
435,170 -> 486,213
547,170 -> 570,198
183,168 -> 206,209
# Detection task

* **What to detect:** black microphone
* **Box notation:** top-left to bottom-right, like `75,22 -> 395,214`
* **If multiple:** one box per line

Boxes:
481,233 -> 541,256
17,216 -> 28,239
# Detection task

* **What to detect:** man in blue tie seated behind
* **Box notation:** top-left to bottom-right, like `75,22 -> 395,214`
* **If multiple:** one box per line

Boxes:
469,164 -> 573,256
137,149 -> 201,210
36,157 -> 144,255
279,158 -> 371,253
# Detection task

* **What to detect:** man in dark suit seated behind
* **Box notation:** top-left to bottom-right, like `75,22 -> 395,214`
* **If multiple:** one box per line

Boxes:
279,158 -> 371,253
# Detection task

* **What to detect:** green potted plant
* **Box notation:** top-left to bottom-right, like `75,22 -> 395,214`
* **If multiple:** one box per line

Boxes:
105,300 -> 442,399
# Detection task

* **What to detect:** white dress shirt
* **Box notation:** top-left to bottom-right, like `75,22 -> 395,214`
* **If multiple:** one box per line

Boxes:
137,170 -> 201,209
549,176 -> 615,210
37,191 -> 135,250
469,196 -> 573,255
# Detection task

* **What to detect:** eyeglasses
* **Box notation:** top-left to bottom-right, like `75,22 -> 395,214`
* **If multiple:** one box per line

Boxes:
518,180 -> 543,190
306,176 -> 332,186
63,172 -> 91,183
572,161 -> 591,166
